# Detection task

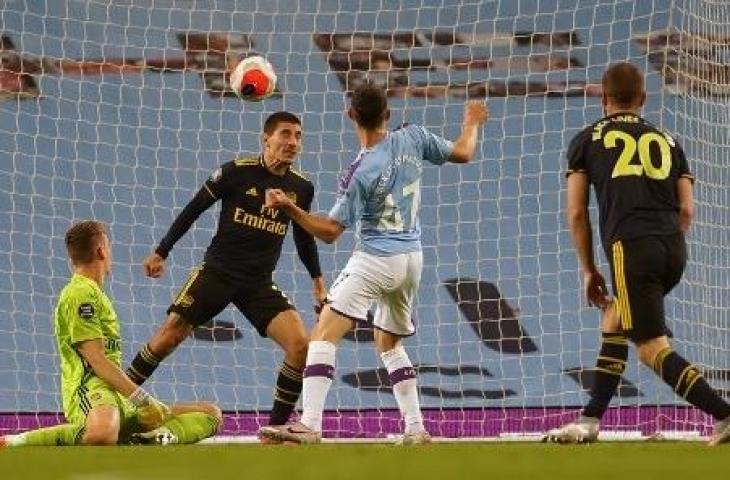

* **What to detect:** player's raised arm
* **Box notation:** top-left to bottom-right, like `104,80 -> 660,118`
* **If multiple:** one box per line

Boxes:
449,101 -> 489,164
144,163 -> 235,278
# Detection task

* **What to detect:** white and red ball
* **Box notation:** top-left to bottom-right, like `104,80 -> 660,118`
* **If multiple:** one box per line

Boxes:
229,55 -> 277,101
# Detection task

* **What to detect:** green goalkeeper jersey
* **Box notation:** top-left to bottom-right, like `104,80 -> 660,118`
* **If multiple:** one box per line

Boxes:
54,273 -> 122,415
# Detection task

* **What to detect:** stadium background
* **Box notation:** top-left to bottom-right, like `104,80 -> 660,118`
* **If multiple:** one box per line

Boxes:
1,0 -> 728,436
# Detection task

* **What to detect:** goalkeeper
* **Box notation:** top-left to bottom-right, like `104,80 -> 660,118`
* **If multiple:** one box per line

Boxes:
1,220 -> 221,447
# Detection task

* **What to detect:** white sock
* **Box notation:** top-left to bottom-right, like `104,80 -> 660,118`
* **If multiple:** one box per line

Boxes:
300,340 -> 336,432
381,346 -> 424,435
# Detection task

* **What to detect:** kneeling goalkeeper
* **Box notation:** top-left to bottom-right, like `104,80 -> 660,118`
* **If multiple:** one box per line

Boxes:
1,220 -> 221,447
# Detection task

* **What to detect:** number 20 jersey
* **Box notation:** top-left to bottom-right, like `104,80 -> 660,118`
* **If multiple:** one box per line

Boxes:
566,112 -> 694,251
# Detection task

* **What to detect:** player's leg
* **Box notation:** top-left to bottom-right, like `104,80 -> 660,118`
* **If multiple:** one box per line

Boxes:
256,304 -> 353,444
81,405 -> 121,445
618,235 -> 730,445
298,252 -> 385,435
8,404 -> 120,447
4,378 -> 125,447
581,302 -> 626,421
544,303 -> 624,443
264,310 -> 309,425
258,252 -> 381,443
292,306 -> 354,438
130,402 -> 222,445
126,312 -> 190,385
373,251 -> 429,444
1,423 -> 85,447
235,282 -> 309,426
127,264 -> 235,385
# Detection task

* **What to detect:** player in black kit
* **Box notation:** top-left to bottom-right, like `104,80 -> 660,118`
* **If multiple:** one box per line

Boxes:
126,112 -> 327,428
545,63 -> 730,445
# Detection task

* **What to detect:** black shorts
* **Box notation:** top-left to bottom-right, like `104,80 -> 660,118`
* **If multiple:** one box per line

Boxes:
167,263 -> 295,337
608,233 -> 686,343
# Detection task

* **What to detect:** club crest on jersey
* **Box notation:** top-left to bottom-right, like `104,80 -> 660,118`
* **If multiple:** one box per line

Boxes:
246,187 -> 258,196
78,303 -> 95,320
209,167 -> 222,183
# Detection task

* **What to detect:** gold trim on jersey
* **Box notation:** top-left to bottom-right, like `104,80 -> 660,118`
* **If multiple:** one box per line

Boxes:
612,241 -> 632,331
234,156 -> 260,166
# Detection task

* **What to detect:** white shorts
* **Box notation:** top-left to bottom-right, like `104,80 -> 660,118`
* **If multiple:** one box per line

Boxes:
327,250 -> 423,337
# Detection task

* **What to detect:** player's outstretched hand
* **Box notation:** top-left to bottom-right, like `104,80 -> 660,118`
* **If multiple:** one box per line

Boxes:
584,270 -> 610,309
143,252 -> 166,279
464,101 -> 489,127
265,188 -> 292,209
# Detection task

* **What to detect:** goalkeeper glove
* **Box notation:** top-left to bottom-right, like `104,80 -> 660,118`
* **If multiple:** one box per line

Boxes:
128,387 -> 171,430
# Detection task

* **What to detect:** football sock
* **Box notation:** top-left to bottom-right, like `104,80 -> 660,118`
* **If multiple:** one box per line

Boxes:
126,344 -> 163,386
300,341 -> 336,432
582,332 -> 628,419
158,412 -> 220,444
269,362 -> 304,425
653,347 -> 730,421
5,423 -> 84,446
381,346 -> 424,435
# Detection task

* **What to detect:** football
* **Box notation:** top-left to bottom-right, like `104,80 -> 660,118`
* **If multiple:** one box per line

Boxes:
229,55 -> 277,101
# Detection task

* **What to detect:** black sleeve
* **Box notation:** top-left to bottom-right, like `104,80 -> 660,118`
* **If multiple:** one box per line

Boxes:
156,161 -> 243,258
155,185 -> 217,259
292,183 -> 322,278
204,161 -> 242,199
565,129 -> 589,177
674,140 -> 695,184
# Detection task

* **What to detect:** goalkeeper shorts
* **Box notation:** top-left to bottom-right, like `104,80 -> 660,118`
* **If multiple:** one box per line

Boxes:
66,375 -> 143,443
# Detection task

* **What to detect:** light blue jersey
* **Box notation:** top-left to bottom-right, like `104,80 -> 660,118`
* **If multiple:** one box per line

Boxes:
329,124 -> 454,256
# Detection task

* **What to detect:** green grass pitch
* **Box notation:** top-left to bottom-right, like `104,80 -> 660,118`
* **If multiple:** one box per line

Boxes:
0,443 -> 724,480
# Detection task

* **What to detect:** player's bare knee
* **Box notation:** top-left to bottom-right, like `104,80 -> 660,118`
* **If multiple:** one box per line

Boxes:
636,336 -> 670,367
199,402 -> 223,425
374,330 -> 401,353
311,307 -> 352,344
284,336 -> 309,366
600,303 -> 621,333
82,424 -> 119,446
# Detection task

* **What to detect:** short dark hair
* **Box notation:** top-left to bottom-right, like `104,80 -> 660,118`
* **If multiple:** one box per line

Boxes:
263,111 -> 301,135
602,62 -> 644,107
65,220 -> 107,265
350,82 -> 388,130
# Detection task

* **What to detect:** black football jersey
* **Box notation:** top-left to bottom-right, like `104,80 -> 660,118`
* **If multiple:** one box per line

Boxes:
566,113 -> 694,251
202,156 -> 316,278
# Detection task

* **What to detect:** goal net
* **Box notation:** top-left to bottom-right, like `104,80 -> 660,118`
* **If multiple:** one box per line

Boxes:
1,0 -> 728,441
